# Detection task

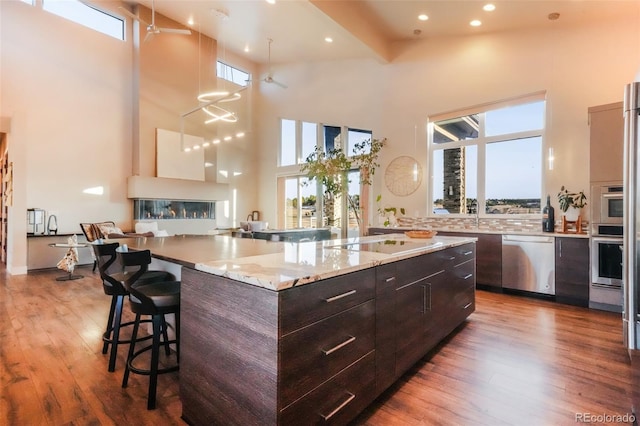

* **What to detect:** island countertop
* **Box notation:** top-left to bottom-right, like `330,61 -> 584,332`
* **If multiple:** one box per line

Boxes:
115,233 -> 477,291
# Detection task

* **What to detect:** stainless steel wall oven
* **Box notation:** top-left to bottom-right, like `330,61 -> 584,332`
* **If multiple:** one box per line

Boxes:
590,182 -> 624,312
591,182 -> 624,225
591,236 -> 623,288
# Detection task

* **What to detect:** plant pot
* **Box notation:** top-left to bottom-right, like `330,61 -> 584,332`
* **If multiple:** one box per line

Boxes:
564,206 -> 581,222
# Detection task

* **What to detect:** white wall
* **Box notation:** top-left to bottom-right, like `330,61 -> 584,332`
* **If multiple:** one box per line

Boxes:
1,1 -> 133,273
0,2 -> 262,272
255,15 -> 640,227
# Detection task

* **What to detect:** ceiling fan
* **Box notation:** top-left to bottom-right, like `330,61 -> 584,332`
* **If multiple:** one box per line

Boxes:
119,0 -> 192,43
258,39 -> 287,89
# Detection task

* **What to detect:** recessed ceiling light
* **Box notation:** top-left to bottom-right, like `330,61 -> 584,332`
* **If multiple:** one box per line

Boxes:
187,17 -> 194,26
325,37 -> 333,43
224,136 -> 232,141
418,14 -> 428,21
470,20 -> 482,27
244,45 -> 250,53
236,132 -> 245,138
213,139 -> 221,144
202,142 -> 210,148
265,0 -> 276,4
483,4 -> 496,12
205,162 -> 214,168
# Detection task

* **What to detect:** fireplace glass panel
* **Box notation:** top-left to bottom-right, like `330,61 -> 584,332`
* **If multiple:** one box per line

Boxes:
134,199 -> 215,220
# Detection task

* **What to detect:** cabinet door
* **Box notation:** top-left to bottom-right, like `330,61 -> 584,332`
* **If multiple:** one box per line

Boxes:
375,262 -> 397,394
589,102 -> 623,183
555,237 -> 590,307
395,269 -> 445,375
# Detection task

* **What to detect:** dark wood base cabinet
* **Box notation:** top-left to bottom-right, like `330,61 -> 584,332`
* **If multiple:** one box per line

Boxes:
555,237 -> 590,307
180,243 -> 476,425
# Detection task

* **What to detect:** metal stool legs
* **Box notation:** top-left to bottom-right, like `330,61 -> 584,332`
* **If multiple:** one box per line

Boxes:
122,312 -> 179,410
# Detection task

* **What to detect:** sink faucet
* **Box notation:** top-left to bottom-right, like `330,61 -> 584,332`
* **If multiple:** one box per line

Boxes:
47,214 -> 58,235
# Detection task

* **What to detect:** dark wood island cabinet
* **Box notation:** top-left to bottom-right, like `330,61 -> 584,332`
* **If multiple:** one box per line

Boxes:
179,241 -> 476,425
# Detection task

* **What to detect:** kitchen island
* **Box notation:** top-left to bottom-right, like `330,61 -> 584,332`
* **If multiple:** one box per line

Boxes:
118,233 -> 476,425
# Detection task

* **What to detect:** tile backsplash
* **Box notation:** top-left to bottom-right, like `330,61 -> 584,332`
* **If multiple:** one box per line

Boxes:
393,216 -> 588,234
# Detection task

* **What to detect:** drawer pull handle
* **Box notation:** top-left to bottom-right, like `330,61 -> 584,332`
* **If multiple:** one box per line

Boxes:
385,277 -> 396,283
463,273 -> 473,280
322,336 -> 356,355
325,289 -> 356,303
464,302 -> 473,309
463,251 -> 473,256
320,392 -> 356,421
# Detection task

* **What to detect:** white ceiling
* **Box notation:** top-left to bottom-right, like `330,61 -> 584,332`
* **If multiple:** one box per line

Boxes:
123,0 -> 639,65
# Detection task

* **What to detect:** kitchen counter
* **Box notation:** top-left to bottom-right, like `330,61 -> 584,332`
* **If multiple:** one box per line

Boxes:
176,232 -> 477,425
116,233 -> 476,291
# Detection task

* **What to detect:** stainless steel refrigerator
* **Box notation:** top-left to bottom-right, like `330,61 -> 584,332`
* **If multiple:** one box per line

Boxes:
623,81 -> 640,416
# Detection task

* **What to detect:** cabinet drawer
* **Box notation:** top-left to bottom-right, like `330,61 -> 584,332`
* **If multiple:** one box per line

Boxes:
452,258 -> 475,287
280,351 -> 376,426
448,243 -> 476,266
280,268 -> 375,335
280,300 -> 375,406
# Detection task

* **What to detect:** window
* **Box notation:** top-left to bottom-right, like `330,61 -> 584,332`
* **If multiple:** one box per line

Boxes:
278,119 -> 373,237
284,177 -> 318,229
43,0 -> 125,40
429,95 -> 545,216
217,61 -> 249,87
347,128 -> 373,157
280,119 -> 296,166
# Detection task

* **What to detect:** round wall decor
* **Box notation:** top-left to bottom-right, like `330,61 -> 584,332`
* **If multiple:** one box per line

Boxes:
384,156 -> 422,196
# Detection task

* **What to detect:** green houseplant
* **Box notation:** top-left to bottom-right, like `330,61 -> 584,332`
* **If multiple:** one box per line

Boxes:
376,194 -> 405,227
301,138 -> 386,234
557,186 -> 587,212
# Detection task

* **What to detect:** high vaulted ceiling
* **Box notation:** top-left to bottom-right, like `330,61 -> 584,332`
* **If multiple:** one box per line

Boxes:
122,0 -> 639,65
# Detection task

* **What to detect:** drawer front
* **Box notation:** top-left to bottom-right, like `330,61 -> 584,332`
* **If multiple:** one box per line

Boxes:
448,243 -> 476,266
280,352 -> 376,426
280,268 -> 375,335
280,300 -> 375,406
452,258 -> 476,290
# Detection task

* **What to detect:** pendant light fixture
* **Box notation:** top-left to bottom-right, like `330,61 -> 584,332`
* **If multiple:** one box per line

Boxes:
197,8 -> 240,124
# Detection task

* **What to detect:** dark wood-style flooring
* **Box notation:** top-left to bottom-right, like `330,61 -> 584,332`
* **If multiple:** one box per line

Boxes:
0,265 -> 634,425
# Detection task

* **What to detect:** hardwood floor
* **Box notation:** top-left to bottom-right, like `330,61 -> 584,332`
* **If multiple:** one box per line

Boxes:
1,266 -> 634,425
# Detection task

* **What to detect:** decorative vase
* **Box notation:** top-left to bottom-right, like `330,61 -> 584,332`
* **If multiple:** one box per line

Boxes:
564,206 -> 581,222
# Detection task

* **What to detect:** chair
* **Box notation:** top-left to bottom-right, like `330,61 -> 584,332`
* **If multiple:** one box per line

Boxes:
81,221 -> 116,272
117,249 -> 180,410
93,242 -> 175,372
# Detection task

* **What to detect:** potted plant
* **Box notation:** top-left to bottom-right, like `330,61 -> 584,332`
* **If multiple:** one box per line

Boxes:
376,194 -> 405,227
557,186 -> 587,221
301,138 -> 386,237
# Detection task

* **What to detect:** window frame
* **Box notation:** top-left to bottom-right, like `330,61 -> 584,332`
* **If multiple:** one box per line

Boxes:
427,92 -> 546,219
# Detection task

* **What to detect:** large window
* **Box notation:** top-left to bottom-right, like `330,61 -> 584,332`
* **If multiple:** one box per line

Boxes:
429,95 -> 545,216
43,0 -> 125,40
278,119 -> 373,237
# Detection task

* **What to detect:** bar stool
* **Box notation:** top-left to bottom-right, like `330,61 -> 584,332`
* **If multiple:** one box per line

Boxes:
93,242 -> 175,372
117,248 -> 180,410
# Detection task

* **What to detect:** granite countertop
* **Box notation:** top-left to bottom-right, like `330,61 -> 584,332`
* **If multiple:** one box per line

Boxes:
117,233 -> 476,291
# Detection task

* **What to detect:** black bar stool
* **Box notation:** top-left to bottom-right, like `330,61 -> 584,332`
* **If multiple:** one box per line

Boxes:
116,248 -> 180,410
92,242 -> 176,372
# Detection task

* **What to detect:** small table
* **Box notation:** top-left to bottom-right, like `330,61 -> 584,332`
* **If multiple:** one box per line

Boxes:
48,243 -> 88,281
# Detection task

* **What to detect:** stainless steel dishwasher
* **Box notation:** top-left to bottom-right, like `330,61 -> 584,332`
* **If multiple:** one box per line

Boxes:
502,234 -> 555,295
